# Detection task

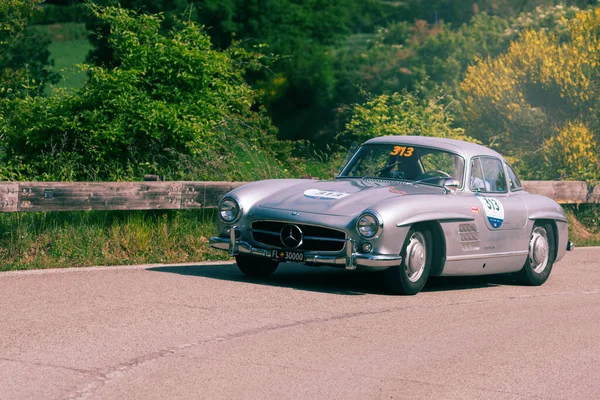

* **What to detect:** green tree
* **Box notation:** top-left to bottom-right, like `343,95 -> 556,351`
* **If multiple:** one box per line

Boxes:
85,0 -> 362,143
0,5 -> 292,181
0,0 -> 58,97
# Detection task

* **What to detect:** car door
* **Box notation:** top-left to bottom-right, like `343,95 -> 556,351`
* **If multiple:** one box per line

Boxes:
468,156 -> 528,253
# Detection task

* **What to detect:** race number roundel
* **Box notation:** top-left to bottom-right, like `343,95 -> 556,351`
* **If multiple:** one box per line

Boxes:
477,196 -> 505,228
304,189 -> 350,200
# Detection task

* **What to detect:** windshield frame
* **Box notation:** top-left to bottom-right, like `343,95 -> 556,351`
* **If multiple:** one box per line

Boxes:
337,143 -> 467,189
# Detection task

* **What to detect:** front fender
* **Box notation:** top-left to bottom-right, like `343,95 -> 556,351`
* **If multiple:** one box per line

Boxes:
396,212 -> 475,227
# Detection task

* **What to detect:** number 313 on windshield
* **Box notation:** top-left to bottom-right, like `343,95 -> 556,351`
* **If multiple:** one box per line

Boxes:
390,146 -> 414,157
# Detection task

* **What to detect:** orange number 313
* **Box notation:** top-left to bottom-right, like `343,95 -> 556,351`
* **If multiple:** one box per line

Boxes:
390,146 -> 414,157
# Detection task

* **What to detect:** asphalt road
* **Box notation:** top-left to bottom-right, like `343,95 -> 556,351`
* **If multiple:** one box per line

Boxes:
1,248 -> 599,400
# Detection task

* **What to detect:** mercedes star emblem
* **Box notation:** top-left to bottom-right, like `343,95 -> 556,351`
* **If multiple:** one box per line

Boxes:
280,224 -> 303,249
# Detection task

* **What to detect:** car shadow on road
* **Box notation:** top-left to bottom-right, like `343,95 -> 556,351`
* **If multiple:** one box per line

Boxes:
148,262 -> 521,296
424,274 -> 521,292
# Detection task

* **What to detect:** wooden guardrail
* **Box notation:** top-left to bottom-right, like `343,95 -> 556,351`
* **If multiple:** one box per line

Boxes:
0,181 -> 246,212
522,181 -> 600,204
0,180 -> 596,213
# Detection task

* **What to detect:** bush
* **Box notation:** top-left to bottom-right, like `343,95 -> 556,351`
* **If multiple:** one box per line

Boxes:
338,89 -> 476,145
0,5 -> 295,181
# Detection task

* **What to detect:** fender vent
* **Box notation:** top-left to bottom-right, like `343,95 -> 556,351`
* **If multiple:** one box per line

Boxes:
458,223 -> 480,251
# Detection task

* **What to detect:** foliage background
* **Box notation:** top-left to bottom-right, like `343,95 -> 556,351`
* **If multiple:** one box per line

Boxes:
3,0 -> 600,268
4,0 -> 600,183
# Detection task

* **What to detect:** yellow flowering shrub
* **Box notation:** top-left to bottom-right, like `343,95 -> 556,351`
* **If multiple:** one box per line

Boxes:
460,7 -> 600,180
544,122 -> 598,180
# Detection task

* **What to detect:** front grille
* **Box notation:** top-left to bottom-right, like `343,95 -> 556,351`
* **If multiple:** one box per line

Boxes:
251,220 -> 346,252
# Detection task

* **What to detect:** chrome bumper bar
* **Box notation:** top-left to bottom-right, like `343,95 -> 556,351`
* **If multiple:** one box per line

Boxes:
567,241 -> 575,251
209,234 -> 402,270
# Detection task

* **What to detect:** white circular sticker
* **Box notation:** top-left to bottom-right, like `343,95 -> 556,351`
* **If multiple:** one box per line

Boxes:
477,196 -> 505,228
304,189 -> 350,200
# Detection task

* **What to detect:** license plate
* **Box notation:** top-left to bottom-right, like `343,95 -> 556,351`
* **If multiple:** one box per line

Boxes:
271,249 -> 304,262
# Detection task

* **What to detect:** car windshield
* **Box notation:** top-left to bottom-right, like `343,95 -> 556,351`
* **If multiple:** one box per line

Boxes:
338,144 -> 465,187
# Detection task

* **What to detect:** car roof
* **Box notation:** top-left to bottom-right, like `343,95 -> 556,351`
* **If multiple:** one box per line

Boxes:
364,135 -> 504,161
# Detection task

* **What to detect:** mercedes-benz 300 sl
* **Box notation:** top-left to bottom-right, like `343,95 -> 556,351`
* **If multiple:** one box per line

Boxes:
210,136 -> 574,295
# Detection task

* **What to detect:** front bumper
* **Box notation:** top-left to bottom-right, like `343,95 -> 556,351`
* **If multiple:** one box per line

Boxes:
209,231 -> 402,271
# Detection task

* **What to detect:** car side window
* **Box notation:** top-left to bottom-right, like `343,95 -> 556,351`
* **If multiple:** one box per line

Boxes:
419,151 -> 465,188
469,157 -> 507,193
506,163 -> 523,191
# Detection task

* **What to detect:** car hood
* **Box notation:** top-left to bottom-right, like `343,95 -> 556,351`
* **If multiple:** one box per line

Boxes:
258,179 -> 445,216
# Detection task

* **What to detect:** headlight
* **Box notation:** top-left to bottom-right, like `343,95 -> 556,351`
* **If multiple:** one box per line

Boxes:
219,198 -> 240,223
357,213 -> 380,238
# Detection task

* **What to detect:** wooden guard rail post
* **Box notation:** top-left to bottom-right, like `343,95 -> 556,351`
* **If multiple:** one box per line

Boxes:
0,180 -> 597,213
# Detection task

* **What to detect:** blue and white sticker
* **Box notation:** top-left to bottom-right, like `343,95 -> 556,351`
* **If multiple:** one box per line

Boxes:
477,196 -> 505,228
304,189 -> 350,200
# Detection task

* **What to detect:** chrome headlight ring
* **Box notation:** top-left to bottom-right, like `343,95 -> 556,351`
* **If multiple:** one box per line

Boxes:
218,197 -> 242,223
356,211 -> 383,239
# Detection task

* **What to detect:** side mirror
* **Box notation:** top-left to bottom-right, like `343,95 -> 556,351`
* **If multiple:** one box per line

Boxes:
444,179 -> 460,193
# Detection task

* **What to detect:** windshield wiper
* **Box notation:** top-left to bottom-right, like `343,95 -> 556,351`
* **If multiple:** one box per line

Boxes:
413,176 -> 455,187
361,161 -> 405,180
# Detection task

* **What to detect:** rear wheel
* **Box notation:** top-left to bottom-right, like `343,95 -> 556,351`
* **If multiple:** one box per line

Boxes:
235,254 -> 279,278
383,227 -> 432,295
517,222 -> 555,286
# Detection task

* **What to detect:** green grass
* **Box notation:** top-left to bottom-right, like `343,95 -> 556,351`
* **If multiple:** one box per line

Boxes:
32,23 -> 91,93
49,38 -> 91,91
0,210 -> 229,271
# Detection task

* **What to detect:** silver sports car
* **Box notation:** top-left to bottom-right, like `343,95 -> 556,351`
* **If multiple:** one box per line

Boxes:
210,136 -> 574,295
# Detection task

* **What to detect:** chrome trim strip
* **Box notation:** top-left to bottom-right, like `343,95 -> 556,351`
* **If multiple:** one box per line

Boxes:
446,250 -> 528,261
208,236 -> 401,269
303,236 -> 347,242
251,229 -> 280,236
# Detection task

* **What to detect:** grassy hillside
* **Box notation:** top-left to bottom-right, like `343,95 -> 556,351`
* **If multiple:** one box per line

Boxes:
32,23 -> 91,93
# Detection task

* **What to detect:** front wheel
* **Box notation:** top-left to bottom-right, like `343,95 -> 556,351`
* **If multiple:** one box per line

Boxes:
517,222 -> 555,286
383,227 -> 433,295
235,254 -> 279,278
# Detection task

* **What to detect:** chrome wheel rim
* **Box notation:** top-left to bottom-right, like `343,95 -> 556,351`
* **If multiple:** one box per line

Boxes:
405,232 -> 427,283
529,226 -> 549,274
